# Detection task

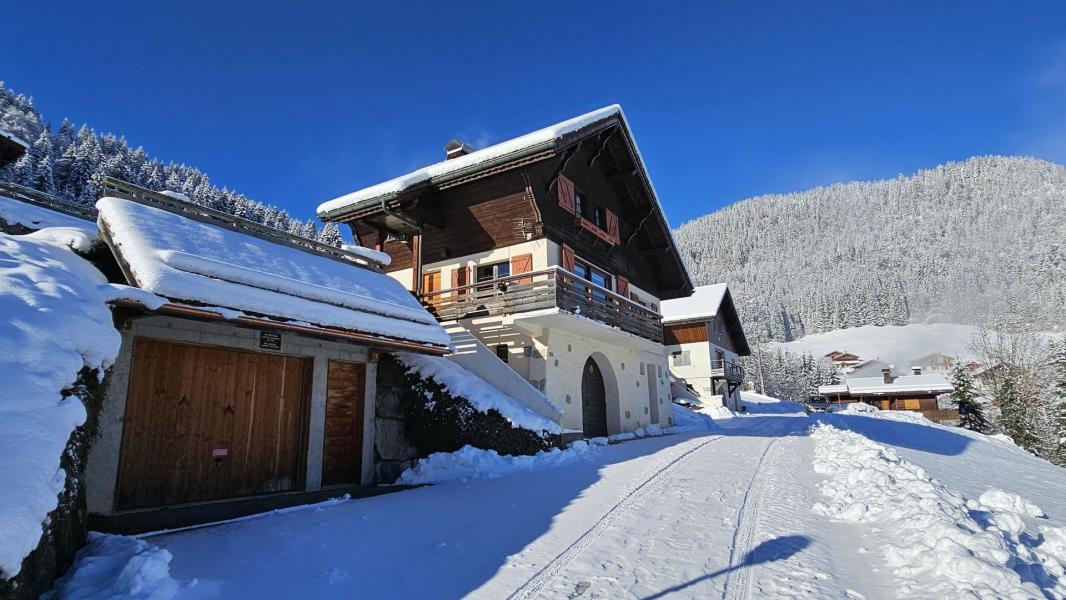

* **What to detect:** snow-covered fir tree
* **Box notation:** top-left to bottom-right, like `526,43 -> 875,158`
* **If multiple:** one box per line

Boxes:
674,156 -> 1066,340
948,361 -> 988,433
741,348 -> 837,403
0,81 -> 341,246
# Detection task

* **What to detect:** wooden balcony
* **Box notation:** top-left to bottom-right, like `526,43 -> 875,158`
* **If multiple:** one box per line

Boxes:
420,267 -> 663,344
710,359 -> 744,383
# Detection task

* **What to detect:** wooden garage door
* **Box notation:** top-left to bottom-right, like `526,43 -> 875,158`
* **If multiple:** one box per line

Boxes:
321,361 -> 366,487
116,338 -> 311,510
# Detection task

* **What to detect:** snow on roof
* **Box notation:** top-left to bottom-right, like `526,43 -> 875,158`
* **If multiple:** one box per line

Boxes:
660,283 -> 729,324
0,194 -> 97,237
96,197 -> 449,348
317,106 -> 623,217
0,128 -> 29,149
836,374 -> 954,395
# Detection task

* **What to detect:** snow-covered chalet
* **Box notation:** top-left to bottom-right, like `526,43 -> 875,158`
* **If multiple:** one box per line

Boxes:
660,284 -> 750,410
317,106 -> 695,439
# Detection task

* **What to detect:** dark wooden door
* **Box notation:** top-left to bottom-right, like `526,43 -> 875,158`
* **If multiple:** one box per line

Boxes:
321,361 -> 366,487
581,357 -> 608,438
116,339 -> 311,510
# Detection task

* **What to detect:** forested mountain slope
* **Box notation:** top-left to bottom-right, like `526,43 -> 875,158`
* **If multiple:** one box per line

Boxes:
674,156 -> 1066,341
0,81 -> 342,244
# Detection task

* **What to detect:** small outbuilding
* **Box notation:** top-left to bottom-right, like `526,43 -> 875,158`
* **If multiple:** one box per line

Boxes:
85,189 -> 449,528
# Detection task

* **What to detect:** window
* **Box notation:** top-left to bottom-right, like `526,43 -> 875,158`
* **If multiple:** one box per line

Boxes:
575,191 -> 607,229
573,259 -> 611,291
672,351 -> 691,367
476,261 -> 510,291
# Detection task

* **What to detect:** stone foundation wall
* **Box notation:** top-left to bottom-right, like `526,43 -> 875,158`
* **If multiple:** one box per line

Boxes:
372,354 -> 420,483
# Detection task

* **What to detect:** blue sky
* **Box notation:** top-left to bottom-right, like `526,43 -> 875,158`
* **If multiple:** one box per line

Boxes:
2,1 -> 1064,225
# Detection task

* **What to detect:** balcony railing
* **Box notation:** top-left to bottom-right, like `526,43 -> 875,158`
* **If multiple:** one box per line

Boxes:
420,267 -> 663,343
710,359 -> 744,383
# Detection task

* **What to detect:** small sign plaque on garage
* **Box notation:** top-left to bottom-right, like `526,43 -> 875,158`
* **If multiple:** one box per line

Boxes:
259,331 -> 283,350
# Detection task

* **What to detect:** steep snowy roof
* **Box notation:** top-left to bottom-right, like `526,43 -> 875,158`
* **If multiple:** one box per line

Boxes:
318,105 -> 623,217
96,197 -> 449,349
840,374 -> 954,395
660,283 -> 729,324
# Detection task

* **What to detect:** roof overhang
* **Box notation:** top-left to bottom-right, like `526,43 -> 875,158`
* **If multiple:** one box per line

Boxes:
110,298 -> 450,355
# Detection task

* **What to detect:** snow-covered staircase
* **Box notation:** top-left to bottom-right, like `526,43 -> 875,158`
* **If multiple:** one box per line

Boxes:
442,321 -> 562,423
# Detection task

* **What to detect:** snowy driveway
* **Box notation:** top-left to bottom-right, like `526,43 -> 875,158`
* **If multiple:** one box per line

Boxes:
58,413 -> 1066,599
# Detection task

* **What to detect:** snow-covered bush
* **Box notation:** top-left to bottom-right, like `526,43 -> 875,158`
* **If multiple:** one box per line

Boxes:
380,354 -> 558,462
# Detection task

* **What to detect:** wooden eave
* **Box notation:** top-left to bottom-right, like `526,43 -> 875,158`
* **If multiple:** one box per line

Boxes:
110,298 -> 450,356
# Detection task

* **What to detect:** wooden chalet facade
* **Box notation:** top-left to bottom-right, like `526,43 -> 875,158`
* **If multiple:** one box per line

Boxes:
660,284 -> 751,410
318,106 -> 694,437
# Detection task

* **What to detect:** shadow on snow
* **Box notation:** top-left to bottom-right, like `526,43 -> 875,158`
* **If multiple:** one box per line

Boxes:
147,412 -> 974,598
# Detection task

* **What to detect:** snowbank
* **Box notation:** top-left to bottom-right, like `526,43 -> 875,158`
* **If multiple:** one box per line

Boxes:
395,352 -> 561,434
811,423 -> 1066,598
0,195 -> 97,238
397,442 -> 598,485
739,390 -> 806,414
671,405 -> 725,432
46,533 -> 184,600
0,229 -> 123,578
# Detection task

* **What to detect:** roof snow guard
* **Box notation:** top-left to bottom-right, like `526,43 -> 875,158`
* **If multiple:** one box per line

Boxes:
96,196 -> 450,352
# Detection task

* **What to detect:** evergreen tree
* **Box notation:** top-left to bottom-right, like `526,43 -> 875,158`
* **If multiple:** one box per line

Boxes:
995,366 -> 1036,452
949,361 -> 987,432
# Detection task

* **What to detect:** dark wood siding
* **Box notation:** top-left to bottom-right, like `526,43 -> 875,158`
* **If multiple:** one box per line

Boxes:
352,172 -> 536,272
524,130 -> 688,299
116,339 -> 311,510
664,322 -> 710,346
321,361 -> 366,487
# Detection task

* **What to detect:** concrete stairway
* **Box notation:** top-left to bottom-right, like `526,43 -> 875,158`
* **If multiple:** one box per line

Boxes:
443,321 -> 562,423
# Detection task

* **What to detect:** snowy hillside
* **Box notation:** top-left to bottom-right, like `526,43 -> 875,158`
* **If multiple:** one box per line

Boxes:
776,323 -> 978,366
674,156 -> 1066,341
53,406 -> 1066,599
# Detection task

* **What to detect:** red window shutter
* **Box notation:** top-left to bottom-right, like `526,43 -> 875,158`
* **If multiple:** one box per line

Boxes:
557,174 -> 577,215
605,209 -> 620,245
452,266 -> 470,298
561,244 -> 576,272
616,276 -> 630,298
511,253 -> 533,285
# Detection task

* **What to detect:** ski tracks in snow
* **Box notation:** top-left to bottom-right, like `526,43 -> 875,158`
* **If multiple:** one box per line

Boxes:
507,434 -> 724,600
721,437 -> 789,600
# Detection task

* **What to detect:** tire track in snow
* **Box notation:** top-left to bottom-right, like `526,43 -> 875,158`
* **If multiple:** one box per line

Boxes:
507,434 -> 724,600
721,437 -> 788,600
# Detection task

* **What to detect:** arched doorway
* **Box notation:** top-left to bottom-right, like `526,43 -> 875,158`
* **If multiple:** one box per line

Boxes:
581,357 -> 609,438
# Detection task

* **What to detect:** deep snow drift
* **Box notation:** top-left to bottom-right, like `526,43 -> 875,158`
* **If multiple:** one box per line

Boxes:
0,228 -> 121,577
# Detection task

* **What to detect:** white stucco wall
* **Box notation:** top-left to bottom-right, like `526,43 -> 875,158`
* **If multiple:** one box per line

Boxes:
667,340 -> 742,409
542,328 -> 673,435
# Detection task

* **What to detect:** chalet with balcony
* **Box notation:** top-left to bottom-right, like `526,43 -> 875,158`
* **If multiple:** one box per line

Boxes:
317,105 -> 694,438
660,284 -> 750,410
